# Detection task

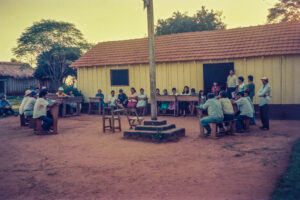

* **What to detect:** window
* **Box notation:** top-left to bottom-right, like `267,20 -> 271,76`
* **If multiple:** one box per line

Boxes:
110,69 -> 129,86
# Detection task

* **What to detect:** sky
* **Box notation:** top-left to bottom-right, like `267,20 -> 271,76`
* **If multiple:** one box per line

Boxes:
0,0 -> 277,62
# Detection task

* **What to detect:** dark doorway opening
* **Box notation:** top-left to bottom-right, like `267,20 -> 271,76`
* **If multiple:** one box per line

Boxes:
0,80 -> 5,94
203,62 -> 234,94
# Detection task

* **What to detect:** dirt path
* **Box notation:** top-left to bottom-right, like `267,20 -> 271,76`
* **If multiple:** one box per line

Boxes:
0,115 -> 299,200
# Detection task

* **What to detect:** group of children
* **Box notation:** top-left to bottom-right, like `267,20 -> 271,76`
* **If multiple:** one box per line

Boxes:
0,95 -> 17,117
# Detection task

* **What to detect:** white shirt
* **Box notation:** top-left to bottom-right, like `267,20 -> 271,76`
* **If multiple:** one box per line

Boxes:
24,97 -> 36,113
108,96 -> 117,107
33,98 -> 49,119
19,96 -> 30,114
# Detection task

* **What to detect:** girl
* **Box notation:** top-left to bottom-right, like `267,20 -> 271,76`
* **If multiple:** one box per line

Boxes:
137,88 -> 147,115
160,89 -> 169,114
188,88 -> 197,115
179,86 -> 190,116
199,90 -> 206,105
211,82 -> 220,96
168,88 -> 178,112
127,87 -> 138,108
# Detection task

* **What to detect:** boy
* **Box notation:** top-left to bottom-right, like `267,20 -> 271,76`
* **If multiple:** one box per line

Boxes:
244,90 -> 256,125
238,76 -> 246,92
117,89 -> 128,109
211,82 -> 220,96
108,90 -> 117,109
234,92 -> 253,132
24,91 -> 38,117
0,95 -> 17,117
245,75 -> 255,101
56,87 -> 68,97
197,93 -> 224,136
33,89 -> 56,133
218,91 -> 235,131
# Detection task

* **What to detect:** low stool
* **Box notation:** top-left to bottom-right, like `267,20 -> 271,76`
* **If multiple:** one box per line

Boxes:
29,117 -> 36,129
244,118 -> 250,132
20,114 -> 27,126
199,122 -> 218,138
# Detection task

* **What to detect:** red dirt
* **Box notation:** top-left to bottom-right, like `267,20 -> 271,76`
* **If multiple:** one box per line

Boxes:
0,115 -> 299,200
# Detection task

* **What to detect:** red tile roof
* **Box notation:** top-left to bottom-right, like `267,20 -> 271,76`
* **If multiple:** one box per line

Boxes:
0,62 -> 34,78
71,21 -> 300,68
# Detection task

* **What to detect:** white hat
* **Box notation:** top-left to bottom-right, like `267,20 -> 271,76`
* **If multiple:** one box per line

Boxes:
261,77 -> 268,81
25,90 -> 31,96
58,87 -> 64,91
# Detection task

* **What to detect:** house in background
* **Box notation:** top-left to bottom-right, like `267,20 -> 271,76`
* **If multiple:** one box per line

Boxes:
71,21 -> 300,119
0,62 -> 39,95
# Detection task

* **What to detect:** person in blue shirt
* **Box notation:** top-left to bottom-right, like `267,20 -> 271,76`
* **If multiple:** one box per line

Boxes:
0,95 -> 16,117
95,89 -> 106,110
197,93 -> 224,136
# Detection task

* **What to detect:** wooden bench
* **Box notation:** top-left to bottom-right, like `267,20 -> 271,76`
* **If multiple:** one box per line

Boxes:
102,108 -> 122,133
61,96 -> 82,117
20,114 -> 28,126
199,122 -> 219,138
89,97 -> 103,115
156,95 -> 177,116
177,95 -> 200,116
34,105 -> 59,135
125,108 -> 144,129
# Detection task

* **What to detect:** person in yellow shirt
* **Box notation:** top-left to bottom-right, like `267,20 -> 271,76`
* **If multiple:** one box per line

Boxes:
217,91 -> 235,131
56,87 -> 68,97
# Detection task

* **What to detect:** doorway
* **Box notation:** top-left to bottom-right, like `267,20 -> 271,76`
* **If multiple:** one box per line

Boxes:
203,62 -> 234,94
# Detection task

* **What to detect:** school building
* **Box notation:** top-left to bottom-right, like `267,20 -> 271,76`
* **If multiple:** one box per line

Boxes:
71,21 -> 300,119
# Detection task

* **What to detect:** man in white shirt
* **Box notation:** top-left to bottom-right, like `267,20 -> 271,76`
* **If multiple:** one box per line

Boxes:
234,92 -> 253,132
226,69 -> 238,99
24,90 -> 38,117
258,77 -> 271,130
33,89 -> 56,132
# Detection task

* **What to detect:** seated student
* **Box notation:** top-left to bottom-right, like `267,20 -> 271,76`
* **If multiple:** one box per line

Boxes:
24,91 -> 38,117
217,91 -> 235,131
137,88 -> 147,116
56,87 -> 68,97
108,90 -> 117,109
168,88 -> 178,112
19,90 -> 32,116
160,89 -> 169,114
67,90 -> 77,113
117,89 -> 128,109
95,89 -> 106,109
0,95 -> 17,117
33,89 -> 56,132
127,87 -> 138,108
244,90 -> 255,125
199,90 -> 206,105
188,88 -> 197,115
211,82 -> 221,96
179,86 -> 190,116
233,92 -> 254,132
197,93 -> 224,136
156,88 -> 161,113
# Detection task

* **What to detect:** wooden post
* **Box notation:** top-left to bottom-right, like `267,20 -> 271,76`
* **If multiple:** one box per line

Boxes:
146,0 -> 157,120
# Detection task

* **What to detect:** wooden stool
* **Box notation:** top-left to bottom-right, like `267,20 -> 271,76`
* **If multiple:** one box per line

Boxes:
20,114 -> 27,126
102,108 -> 122,133
29,117 -> 36,129
244,118 -> 250,132
229,120 -> 236,134
199,122 -> 218,138
35,119 -> 43,134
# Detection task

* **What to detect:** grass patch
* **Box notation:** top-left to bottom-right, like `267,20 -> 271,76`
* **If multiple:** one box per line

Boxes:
6,96 -> 23,113
270,138 -> 300,200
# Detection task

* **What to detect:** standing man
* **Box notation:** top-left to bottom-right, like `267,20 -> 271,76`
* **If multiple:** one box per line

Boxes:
258,77 -> 271,131
226,69 -> 238,99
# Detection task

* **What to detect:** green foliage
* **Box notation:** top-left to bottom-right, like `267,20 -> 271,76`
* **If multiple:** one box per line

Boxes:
267,0 -> 300,23
34,47 -> 80,80
155,6 -> 226,36
62,85 -> 83,97
13,19 -> 91,63
270,138 -> 300,200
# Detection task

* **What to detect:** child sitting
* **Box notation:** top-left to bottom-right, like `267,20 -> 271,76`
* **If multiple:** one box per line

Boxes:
199,90 -> 206,105
137,88 -> 147,115
188,88 -> 197,115
160,89 -> 169,114
19,90 -> 31,116
108,90 -> 117,109
168,88 -> 178,112
217,91 -> 235,131
127,87 -> 138,108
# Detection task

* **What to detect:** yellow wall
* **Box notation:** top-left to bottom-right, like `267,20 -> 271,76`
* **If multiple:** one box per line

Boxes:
77,55 -> 300,104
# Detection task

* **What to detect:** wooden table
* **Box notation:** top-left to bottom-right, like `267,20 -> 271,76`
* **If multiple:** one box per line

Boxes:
61,97 -> 82,117
177,95 -> 200,116
156,95 -> 177,116
89,97 -> 103,114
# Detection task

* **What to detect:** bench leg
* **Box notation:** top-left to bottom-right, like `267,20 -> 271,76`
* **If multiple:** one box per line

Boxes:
230,120 -> 236,134
244,118 -> 250,132
210,123 -> 218,138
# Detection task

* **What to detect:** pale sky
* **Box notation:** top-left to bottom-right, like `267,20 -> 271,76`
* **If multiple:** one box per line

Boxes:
0,0 -> 277,62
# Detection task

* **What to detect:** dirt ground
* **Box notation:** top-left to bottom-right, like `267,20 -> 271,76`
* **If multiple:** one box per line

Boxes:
0,115 -> 299,200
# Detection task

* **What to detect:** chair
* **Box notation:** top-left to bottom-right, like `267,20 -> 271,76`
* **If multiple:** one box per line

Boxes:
125,108 -> 144,129
102,107 -> 122,133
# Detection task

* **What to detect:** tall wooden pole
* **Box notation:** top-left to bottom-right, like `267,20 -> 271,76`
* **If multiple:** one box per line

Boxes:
146,0 -> 157,120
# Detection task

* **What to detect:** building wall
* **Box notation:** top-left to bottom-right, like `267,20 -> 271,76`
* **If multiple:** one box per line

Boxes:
5,77 -> 38,95
77,55 -> 300,105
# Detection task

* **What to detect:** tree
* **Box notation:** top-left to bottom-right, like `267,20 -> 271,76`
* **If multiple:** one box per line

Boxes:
155,6 -> 226,36
13,19 -> 91,90
34,47 -> 81,90
143,0 -> 157,120
267,0 -> 300,23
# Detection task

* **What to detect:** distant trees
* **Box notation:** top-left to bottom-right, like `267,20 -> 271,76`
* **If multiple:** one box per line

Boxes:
267,0 -> 300,23
13,19 -> 91,90
155,6 -> 226,36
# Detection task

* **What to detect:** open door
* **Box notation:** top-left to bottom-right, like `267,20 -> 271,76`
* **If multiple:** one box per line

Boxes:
203,63 -> 234,94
